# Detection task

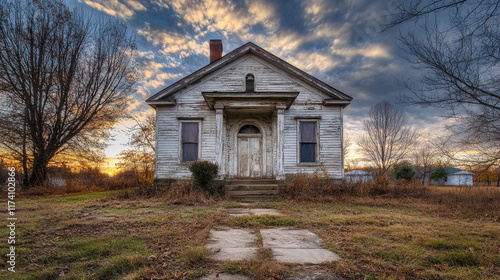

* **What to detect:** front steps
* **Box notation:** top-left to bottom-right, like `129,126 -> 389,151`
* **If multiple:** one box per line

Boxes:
225,179 -> 282,202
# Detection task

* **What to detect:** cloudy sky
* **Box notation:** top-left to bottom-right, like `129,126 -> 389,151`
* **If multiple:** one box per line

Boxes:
66,0 -> 444,161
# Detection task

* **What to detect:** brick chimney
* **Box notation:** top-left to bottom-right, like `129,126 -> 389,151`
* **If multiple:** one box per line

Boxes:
209,40 -> 223,63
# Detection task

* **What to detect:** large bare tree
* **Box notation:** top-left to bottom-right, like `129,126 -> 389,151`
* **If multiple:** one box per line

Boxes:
0,0 -> 136,187
358,101 -> 418,177
388,0 -> 500,167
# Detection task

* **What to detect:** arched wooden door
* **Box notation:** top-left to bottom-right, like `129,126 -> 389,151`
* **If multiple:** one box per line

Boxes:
237,125 -> 262,178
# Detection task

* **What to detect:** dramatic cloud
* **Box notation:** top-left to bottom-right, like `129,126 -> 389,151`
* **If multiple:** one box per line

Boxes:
67,0 -> 445,160
80,0 -> 145,19
159,0 -> 278,34
138,23 -> 209,57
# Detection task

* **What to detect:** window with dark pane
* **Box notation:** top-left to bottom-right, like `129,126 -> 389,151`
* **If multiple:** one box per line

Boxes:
300,122 -> 317,163
182,122 -> 198,162
245,74 -> 255,92
238,125 -> 260,134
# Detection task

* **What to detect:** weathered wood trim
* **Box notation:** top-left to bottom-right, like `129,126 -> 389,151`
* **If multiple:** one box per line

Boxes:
276,106 -> 285,180
293,116 -> 322,119
176,117 -> 205,120
154,109 -> 160,180
237,133 -> 263,138
340,106 -> 344,178
215,106 -> 224,178
147,101 -> 176,108
323,99 -> 351,107
202,92 -> 299,110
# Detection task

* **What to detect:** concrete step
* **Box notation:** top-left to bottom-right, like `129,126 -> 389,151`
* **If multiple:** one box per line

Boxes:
233,195 -> 279,202
224,179 -> 282,202
227,189 -> 279,196
226,184 -> 279,191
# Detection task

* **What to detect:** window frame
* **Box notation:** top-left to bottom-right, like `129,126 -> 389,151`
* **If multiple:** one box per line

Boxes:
245,74 -> 255,92
296,119 -> 320,165
179,120 -> 202,163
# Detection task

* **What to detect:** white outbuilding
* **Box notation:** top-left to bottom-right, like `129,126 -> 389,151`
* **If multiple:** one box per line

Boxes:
443,168 -> 473,186
345,170 -> 374,184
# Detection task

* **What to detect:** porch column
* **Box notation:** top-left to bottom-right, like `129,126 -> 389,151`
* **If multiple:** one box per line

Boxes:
215,102 -> 225,178
276,105 -> 285,180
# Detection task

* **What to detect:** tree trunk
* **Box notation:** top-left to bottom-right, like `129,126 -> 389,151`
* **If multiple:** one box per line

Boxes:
22,109 -> 29,189
29,155 -> 49,187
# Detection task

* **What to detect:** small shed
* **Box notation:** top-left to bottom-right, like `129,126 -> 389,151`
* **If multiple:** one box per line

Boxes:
345,170 -> 374,184
443,168 -> 473,186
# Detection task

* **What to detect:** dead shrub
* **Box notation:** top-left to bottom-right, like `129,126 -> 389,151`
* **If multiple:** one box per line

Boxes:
280,172 -> 338,201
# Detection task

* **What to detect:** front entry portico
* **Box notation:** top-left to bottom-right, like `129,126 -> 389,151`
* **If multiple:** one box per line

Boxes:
203,91 -> 298,180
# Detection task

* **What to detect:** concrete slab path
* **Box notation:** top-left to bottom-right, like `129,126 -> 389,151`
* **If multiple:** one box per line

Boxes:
227,208 -> 282,217
206,228 -> 257,261
261,229 -> 341,264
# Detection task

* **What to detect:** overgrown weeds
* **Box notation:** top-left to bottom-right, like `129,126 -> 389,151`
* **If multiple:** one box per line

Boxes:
115,180 -> 220,205
19,177 -> 135,197
280,173 -> 500,218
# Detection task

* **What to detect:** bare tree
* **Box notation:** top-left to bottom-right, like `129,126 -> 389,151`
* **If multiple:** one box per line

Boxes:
0,0 -> 136,187
358,101 -> 418,177
388,0 -> 500,167
412,143 -> 440,185
343,133 -> 352,164
118,113 -> 156,183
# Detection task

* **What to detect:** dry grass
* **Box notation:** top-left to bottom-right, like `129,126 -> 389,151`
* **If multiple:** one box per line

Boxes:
18,178 -> 136,198
2,179 -> 499,279
280,173 -> 500,218
115,180 -> 221,205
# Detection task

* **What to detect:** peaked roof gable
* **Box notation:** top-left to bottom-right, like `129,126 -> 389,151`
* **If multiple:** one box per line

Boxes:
146,42 -> 353,104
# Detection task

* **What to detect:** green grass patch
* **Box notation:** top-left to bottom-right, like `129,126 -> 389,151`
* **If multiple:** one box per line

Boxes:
37,190 -> 116,204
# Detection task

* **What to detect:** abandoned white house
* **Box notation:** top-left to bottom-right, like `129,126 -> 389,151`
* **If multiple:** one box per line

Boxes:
146,40 -> 352,184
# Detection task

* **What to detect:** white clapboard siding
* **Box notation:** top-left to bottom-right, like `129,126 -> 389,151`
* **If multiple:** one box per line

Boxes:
154,53 -> 345,180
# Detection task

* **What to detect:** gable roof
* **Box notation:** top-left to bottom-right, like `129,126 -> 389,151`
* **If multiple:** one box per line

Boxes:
444,168 -> 473,175
146,42 -> 353,104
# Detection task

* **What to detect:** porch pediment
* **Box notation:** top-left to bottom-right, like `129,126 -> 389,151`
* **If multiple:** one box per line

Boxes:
201,91 -> 299,110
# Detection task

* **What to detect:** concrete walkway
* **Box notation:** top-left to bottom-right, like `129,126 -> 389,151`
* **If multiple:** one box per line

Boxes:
208,209 -> 340,264
261,229 -> 341,264
205,227 -> 257,261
